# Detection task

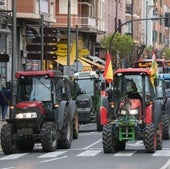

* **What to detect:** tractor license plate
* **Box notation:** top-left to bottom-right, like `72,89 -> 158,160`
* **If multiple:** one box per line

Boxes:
17,128 -> 33,135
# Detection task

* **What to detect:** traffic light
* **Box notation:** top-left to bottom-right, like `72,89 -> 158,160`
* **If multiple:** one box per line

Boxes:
26,27 -> 58,60
164,12 -> 170,27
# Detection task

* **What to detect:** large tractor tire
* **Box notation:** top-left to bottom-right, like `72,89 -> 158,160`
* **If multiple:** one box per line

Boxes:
17,140 -> 34,152
144,123 -> 157,153
156,122 -> 163,150
58,109 -> 73,149
96,108 -> 102,132
162,113 -> 169,140
102,124 -> 116,153
40,122 -> 57,152
73,106 -> 79,139
1,123 -> 17,155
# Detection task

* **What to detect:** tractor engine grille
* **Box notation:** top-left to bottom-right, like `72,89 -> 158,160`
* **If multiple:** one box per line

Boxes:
76,99 -> 90,108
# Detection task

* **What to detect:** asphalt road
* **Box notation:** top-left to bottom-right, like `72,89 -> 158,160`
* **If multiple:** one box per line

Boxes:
0,123 -> 170,169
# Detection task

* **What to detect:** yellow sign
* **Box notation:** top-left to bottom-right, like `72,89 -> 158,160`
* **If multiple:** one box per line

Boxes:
79,48 -> 90,56
56,43 -> 71,57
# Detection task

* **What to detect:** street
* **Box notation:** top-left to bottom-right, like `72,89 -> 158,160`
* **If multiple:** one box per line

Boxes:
0,123 -> 170,169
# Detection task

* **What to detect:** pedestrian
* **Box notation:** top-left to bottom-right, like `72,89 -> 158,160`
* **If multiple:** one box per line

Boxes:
0,83 -> 11,121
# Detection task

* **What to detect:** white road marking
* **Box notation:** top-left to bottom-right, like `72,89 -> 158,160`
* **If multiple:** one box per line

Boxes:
160,158 -> 170,169
0,153 -> 28,160
153,150 -> 170,156
83,139 -> 102,150
40,156 -> 68,163
77,150 -> 102,157
114,151 -> 136,157
38,151 -> 67,158
0,167 -> 14,169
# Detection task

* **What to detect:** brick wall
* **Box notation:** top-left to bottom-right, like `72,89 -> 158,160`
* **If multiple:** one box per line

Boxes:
16,0 -> 34,13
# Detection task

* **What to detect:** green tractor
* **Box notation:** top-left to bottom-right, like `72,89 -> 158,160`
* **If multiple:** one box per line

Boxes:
100,68 -> 163,153
72,71 -> 104,131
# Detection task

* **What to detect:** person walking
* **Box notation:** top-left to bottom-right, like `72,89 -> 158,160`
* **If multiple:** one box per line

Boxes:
0,84 -> 11,121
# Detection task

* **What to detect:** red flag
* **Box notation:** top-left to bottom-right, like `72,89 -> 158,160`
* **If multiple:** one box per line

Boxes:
103,53 -> 113,83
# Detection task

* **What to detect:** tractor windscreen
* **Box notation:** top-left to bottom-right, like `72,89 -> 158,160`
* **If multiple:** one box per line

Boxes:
75,79 -> 94,97
114,74 -> 150,98
17,77 -> 51,102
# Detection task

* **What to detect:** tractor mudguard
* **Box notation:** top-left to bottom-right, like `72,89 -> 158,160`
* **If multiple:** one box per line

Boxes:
100,96 -> 109,125
165,98 -> 170,115
152,100 -> 162,125
58,101 -> 68,130
68,100 -> 76,120
145,105 -> 152,124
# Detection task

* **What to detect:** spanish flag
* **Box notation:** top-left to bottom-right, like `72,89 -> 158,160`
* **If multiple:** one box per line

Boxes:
103,53 -> 113,83
150,52 -> 158,86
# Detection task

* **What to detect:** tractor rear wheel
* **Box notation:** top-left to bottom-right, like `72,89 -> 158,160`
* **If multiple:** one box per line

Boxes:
156,122 -> 163,150
96,110 -> 102,131
1,123 -> 17,155
144,123 -> 156,153
58,110 -> 73,149
40,122 -> 57,152
102,124 -> 115,153
73,106 -> 79,139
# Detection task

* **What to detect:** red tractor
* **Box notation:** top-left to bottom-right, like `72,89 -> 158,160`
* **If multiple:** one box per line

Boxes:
1,70 -> 79,154
100,68 -> 163,153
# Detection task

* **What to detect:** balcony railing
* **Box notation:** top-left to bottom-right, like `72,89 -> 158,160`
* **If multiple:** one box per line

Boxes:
54,16 -> 100,32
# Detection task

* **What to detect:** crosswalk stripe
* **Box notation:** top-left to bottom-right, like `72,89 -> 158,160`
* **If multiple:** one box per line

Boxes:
153,150 -> 170,156
38,151 -> 67,158
77,150 -> 102,156
1,147 -> 170,160
114,151 -> 136,157
0,153 -> 28,160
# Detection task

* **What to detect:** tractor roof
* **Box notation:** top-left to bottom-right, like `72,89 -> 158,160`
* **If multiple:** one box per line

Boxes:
73,71 -> 99,79
114,68 -> 151,76
158,73 -> 170,80
15,70 -> 63,79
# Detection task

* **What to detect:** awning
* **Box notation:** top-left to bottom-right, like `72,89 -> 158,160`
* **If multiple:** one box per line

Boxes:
55,57 -> 68,65
79,57 -> 104,69
55,57 -> 92,71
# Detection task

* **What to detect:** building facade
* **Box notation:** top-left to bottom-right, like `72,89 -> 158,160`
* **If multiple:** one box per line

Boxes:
0,0 -> 170,80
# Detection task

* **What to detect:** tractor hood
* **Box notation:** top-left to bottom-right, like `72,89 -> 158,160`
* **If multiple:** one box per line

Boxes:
15,101 -> 46,115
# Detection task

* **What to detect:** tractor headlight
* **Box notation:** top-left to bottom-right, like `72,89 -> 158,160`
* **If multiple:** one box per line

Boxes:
120,110 -> 127,115
129,109 -> 138,115
16,112 -> 37,119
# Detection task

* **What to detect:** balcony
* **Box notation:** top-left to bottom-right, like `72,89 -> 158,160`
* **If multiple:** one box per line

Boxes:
53,15 -> 104,33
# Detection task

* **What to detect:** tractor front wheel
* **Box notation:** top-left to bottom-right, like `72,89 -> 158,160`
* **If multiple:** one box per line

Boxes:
162,113 -> 169,140
144,123 -> 156,153
1,123 -> 17,155
40,122 -> 57,152
102,124 -> 115,153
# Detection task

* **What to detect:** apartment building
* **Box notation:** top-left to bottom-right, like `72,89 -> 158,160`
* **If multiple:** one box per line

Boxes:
0,0 -> 169,79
